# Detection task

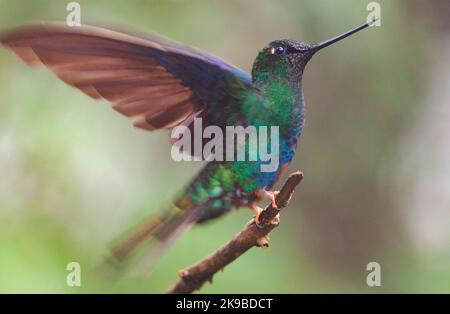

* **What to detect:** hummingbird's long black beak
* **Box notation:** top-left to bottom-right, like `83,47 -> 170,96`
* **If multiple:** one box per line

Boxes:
308,19 -> 377,53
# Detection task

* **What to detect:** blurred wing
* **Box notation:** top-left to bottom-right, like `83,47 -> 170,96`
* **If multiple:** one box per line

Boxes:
0,21 -> 258,131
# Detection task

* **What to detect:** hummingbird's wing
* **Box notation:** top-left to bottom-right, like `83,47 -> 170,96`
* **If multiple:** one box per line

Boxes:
0,22 -> 261,133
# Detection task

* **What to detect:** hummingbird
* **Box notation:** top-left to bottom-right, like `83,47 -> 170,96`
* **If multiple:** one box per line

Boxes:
0,20 -> 374,267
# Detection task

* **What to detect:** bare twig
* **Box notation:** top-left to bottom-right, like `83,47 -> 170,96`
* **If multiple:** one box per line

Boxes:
166,171 -> 303,294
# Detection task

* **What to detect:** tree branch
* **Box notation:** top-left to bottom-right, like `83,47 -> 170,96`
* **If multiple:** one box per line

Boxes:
166,171 -> 303,294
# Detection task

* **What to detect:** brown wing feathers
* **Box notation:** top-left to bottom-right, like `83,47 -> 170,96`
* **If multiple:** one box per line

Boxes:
0,22 -> 203,131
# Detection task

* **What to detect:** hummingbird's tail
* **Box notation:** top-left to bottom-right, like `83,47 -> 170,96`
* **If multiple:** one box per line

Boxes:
108,199 -> 206,274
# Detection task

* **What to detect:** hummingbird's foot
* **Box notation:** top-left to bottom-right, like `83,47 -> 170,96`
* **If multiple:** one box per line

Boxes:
249,204 -> 263,225
264,190 -> 279,209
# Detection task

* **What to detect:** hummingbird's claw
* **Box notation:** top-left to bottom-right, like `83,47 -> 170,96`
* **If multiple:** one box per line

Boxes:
264,190 -> 279,209
249,204 -> 263,225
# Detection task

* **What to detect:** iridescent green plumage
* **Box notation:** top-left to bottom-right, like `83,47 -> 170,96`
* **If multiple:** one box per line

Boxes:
179,40 -> 311,223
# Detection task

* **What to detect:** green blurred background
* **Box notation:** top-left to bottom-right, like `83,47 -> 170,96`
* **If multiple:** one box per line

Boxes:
1,0 -> 450,293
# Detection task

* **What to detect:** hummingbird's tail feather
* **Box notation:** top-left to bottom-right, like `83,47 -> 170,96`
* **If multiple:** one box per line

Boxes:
110,215 -> 165,262
107,201 -> 207,274
132,207 -> 201,275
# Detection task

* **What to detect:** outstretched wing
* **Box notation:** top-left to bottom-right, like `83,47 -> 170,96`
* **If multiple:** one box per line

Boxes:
0,21 -> 261,131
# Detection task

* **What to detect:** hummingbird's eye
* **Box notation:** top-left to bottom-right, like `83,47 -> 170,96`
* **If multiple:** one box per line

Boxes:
271,46 -> 285,55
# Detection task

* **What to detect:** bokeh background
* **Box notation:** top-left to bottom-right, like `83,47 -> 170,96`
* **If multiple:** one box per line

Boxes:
0,0 -> 449,293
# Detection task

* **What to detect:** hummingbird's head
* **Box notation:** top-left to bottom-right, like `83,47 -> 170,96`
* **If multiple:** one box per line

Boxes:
251,39 -> 316,81
251,20 -> 376,83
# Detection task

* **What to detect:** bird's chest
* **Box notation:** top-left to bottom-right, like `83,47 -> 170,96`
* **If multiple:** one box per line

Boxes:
230,135 -> 299,192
